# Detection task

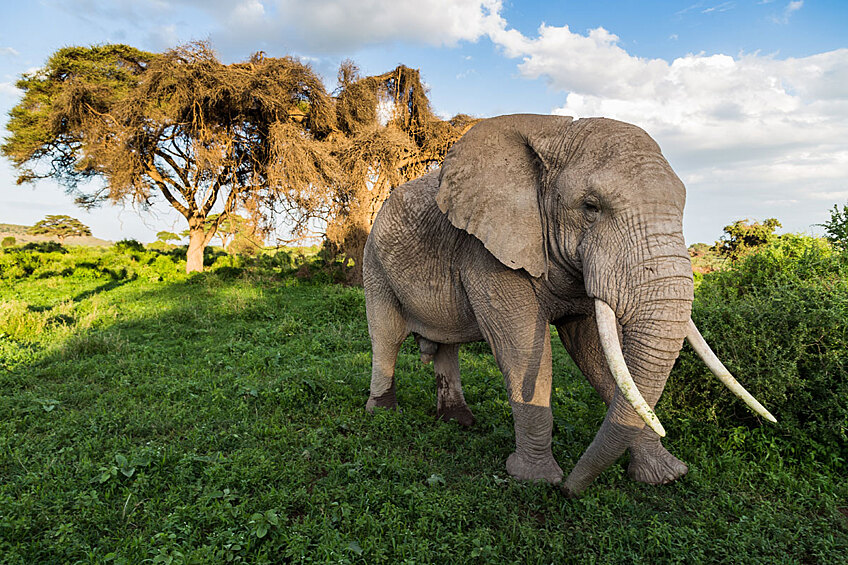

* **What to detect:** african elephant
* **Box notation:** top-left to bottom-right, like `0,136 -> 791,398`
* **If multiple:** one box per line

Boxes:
362,114 -> 775,496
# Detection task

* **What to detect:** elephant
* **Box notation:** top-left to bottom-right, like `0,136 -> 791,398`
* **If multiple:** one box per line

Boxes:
361,114 -> 775,496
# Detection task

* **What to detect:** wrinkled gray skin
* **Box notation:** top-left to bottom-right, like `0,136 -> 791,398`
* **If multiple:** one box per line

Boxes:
362,115 -> 694,496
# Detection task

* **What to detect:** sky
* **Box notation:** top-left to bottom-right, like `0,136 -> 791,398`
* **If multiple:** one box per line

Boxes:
0,0 -> 847,244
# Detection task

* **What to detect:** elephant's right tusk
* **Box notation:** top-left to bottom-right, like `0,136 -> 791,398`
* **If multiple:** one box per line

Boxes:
685,319 -> 777,423
594,300 -> 667,437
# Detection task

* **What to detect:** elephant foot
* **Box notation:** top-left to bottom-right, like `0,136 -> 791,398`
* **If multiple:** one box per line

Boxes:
437,403 -> 474,427
506,451 -> 563,484
627,442 -> 688,485
365,383 -> 398,411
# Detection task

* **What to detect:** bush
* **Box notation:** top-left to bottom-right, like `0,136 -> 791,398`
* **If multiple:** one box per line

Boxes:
1,236 -> 15,248
665,235 -> 848,466
819,202 -> 848,250
114,238 -> 146,253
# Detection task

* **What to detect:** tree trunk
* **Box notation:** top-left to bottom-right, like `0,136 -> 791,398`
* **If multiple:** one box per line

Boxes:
186,228 -> 206,273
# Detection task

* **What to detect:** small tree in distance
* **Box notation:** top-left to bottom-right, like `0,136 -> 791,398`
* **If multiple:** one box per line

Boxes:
27,214 -> 91,244
156,231 -> 182,245
819,203 -> 848,250
712,218 -> 782,261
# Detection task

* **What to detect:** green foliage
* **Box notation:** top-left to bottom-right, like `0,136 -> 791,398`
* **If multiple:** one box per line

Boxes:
27,214 -> 91,242
819,202 -> 848,250
666,234 -> 848,465
0,244 -> 845,562
712,218 -> 782,261
2,236 -> 15,248
113,239 -> 145,253
155,231 -> 181,244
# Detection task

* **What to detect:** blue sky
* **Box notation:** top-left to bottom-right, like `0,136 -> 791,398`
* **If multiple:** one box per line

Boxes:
1,1 -> 847,244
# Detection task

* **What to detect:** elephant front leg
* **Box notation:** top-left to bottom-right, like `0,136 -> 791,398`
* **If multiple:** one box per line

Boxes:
489,320 -> 563,484
556,316 -> 688,487
626,426 -> 688,485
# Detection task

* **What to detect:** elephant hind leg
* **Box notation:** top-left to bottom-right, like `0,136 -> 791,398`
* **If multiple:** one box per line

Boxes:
365,283 -> 408,411
433,343 -> 474,427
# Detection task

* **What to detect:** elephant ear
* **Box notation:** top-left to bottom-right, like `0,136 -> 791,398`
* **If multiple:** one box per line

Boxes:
436,114 -> 573,278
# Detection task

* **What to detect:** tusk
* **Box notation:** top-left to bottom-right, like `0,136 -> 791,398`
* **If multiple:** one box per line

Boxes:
685,319 -> 777,423
594,300 -> 667,437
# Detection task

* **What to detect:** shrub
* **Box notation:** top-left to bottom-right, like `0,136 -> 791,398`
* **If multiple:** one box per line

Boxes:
819,202 -> 848,250
665,235 -> 848,466
114,239 -> 145,253
1,236 -> 15,248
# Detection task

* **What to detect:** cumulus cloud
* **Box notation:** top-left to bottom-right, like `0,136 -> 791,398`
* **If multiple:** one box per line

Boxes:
484,18 -> 848,240
232,0 -> 502,52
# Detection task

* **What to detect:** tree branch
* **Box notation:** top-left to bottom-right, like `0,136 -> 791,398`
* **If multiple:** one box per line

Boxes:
146,162 -> 190,218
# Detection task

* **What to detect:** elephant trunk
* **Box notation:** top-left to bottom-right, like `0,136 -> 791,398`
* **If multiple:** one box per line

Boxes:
565,226 -> 693,495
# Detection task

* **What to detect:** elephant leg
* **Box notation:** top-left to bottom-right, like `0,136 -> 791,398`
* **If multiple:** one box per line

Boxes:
365,283 -> 408,411
556,315 -> 688,486
433,343 -> 474,427
474,303 -> 562,483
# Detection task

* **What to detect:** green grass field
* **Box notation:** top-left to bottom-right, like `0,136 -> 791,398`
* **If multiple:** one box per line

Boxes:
1,247 -> 846,563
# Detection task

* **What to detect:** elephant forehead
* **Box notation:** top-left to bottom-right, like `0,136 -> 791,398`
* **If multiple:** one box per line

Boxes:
557,158 -> 685,211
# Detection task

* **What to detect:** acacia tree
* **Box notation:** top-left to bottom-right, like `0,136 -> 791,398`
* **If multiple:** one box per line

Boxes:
27,214 -> 91,243
5,44 -> 473,279
3,43 -> 336,272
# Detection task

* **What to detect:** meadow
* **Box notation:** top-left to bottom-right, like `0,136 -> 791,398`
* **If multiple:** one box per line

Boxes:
0,241 -> 846,563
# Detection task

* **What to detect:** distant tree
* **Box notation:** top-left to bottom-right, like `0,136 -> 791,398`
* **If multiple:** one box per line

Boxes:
1,236 -> 15,248
3,42 -> 336,273
819,203 -> 848,250
155,231 -> 181,244
713,218 -> 782,261
27,214 -> 91,243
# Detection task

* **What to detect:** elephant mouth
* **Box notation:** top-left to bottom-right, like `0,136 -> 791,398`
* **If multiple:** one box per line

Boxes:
593,299 -> 777,435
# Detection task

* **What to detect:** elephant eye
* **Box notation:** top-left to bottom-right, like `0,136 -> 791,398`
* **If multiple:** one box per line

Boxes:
582,201 -> 601,221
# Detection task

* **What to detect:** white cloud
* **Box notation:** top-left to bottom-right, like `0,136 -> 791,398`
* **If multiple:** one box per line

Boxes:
772,0 -> 804,24
483,19 -> 848,240
177,0 -> 504,53
0,47 -> 19,56
702,2 -> 735,14
0,82 -> 20,96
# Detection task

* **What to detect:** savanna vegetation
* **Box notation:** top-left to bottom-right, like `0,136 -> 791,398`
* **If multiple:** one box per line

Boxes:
1,223 -> 846,563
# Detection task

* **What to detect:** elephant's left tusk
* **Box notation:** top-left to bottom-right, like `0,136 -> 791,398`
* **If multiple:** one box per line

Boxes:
594,299 -> 667,437
685,319 -> 777,423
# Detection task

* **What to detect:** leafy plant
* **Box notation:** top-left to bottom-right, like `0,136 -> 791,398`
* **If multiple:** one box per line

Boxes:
819,202 -> 848,250
667,234 -> 848,465
712,217 -> 781,261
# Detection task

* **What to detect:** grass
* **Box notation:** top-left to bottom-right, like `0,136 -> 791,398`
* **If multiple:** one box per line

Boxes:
0,251 -> 846,563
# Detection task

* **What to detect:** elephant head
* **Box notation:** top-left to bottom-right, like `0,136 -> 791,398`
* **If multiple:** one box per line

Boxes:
435,114 -> 774,494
